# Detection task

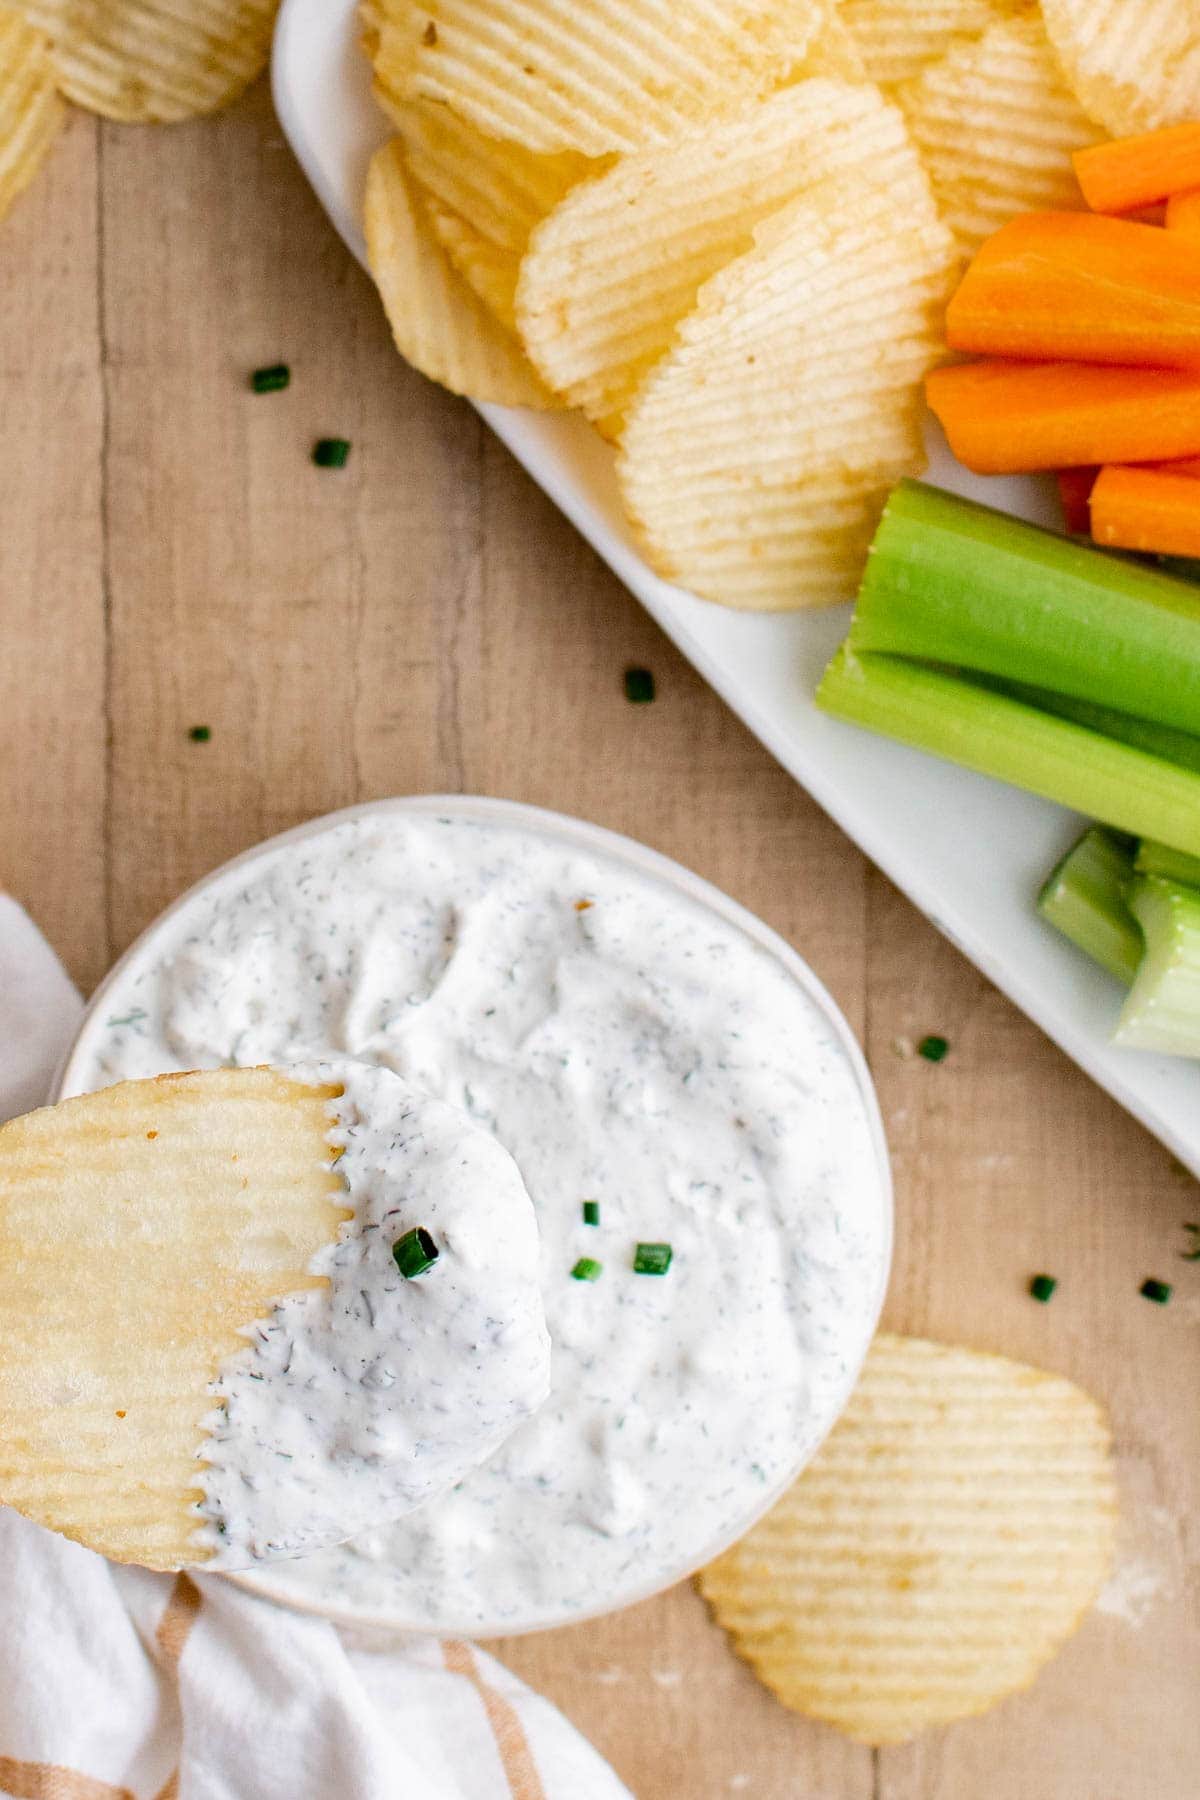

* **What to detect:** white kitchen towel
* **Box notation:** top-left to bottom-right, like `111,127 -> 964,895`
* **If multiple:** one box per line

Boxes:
0,899 -> 632,1800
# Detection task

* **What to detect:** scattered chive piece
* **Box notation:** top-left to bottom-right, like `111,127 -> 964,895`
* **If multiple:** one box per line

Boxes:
1029,1273 -> 1057,1303
393,1225 -> 439,1279
251,363 -> 290,394
1140,1277 -> 1173,1305
582,1200 -> 600,1226
1183,1222 -> 1200,1261
187,725 -> 211,742
571,1257 -> 603,1281
624,667 -> 655,704
633,1241 -> 673,1275
313,437 -> 351,468
917,1034 -> 950,1063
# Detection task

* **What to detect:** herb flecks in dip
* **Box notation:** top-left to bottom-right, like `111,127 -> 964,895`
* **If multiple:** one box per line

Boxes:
198,1059 -> 550,1568
74,810 -> 886,1632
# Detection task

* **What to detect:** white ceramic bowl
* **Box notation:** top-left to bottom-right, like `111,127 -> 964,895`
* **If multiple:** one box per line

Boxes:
58,795 -> 892,1636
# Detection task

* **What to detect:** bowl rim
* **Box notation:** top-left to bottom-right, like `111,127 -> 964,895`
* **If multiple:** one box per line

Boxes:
57,792 -> 893,1638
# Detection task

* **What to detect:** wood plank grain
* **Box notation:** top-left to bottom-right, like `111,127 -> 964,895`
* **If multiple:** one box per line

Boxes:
866,872 -> 1200,1799
3,63 -> 1189,1800
0,111 -> 106,989
98,87 -> 486,951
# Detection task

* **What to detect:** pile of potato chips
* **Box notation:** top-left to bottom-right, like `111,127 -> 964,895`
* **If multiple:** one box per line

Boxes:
0,0 -> 281,228
363,0 -> 1200,610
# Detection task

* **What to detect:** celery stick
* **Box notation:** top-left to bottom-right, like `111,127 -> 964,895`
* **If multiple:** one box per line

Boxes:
1135,840 -> 1200,885
1037,828 -> 1142,983
974,675 -> 1200,774
1115,877 -> 1200,1055
851,482 -> 1200,735
815,649 -> 1200,857
1159,555 -> 1200,586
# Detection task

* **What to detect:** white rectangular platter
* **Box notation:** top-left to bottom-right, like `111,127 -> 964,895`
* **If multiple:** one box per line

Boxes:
272,0 -> 1200,1176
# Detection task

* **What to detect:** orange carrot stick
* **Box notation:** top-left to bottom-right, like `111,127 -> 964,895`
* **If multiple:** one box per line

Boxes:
1166,187 -> 1200,239
1091,466 -> 1200,557
925,361 -> 1200,476
1056,467 -> 1098,535
1074,123 -> 1200,214
945,212 -> 1200,368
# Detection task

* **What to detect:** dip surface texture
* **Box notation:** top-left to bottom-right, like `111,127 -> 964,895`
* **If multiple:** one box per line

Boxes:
76,810 -> 886,1630
199,1060 -> 550,1569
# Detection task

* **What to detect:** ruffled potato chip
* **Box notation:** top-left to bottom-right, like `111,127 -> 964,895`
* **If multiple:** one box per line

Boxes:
372,0 -> 826,155
364,137 -> 557,408
0,4 -> 61,222
1041,0 -> 1200,137
700,1334 -> 1117,1745
616,153 -> 954,609
369,83 -> 595,337
0,1069 -> 345,1570
517,79 -> 917,431
421,191 -> 520,330
16,0 -> 277,122
899,13 -> 1103,254
839,0 -> 1025,85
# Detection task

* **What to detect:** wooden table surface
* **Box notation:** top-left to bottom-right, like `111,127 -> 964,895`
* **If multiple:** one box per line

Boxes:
4,86 -> 1198,1800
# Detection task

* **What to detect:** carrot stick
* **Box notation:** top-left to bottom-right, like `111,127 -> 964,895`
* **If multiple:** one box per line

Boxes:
1056,467 -> 1098,535
1074,123 -> 1200,214
1092,466 -> 1200,558
1166,187 -> 1200,239
925,361 -> 1200,476
945,212 -> 1200,368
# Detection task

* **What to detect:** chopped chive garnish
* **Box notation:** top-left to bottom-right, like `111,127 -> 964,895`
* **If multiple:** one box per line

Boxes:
624,667 -> 655,704
917,1034 -> 950,1063
633,1242 -> 673,1275
1029,1273 -> 1057,1303
313,437 -> 351,468
582,1200 -> 600,1226
187,725 -> 211,742
393,1226 -> 439,1279
1183,1222 -> 1200,1261
1140,1277 -> 1172,1305
571,1257 -> 603,1282
251,363 -> 290,394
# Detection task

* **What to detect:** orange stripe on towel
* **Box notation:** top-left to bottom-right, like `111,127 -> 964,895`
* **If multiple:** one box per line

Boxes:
155,1573 -> 201,1672
0,1757 -> 136,1800
442,1640 -> 547,1800
148,1571 -> 203,1799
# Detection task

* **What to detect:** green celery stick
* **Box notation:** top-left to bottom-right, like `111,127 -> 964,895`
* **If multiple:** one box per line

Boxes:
850,482 -> 1200,735
1115,877 -> 1200,1056
1135,840 -> 1200,886
1037,828 -> 1142,984
975,676 -> 1200,776
815,649 -> 1200,858
1159,556 -> 1200,586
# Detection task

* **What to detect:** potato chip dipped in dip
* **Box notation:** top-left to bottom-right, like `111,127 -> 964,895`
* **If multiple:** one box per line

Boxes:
0,1060 -> 550,1570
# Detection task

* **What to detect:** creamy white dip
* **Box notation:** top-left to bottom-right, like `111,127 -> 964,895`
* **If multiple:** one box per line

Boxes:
198,1059 -> 550,1569
69,807 -> 887,1631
